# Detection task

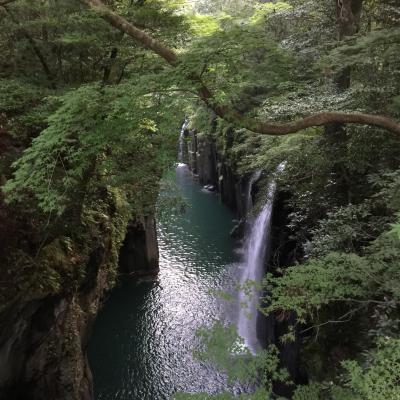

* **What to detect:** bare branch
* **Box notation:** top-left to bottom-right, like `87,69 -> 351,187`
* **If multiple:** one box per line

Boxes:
81,0 -> 400,136
300,305 -> 365,335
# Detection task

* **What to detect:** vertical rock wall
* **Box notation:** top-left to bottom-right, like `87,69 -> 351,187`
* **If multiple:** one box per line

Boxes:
196,134 -> 218,188
186,129 -> 247,218
267,190 -> 305,395
186,125 -> 304,394
0,212 -> 159,400
0,240 -> 110,400
187,130 -> 198,173
119,216 -> 159,277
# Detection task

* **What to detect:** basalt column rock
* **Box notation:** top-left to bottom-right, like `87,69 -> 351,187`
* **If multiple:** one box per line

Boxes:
265,190 -> 306,396
217,162 -> 238,211
188,130 -> 198,174
0,210 -> 161,400
0,237 -> 115,400
230,172 -> 260,239
196,135 -> 218,188
187,129 -> 248,237
235,178 -> 247,220
192,132 -> 246,215
119,216 -> 159,277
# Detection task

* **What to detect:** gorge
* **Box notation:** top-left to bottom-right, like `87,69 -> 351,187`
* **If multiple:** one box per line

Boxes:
87,125 -> 286,398
89,163 -> 239,399
0,1 -> 399,399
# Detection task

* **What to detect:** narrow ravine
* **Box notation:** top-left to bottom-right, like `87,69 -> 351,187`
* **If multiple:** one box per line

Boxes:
88,165 -> 241,399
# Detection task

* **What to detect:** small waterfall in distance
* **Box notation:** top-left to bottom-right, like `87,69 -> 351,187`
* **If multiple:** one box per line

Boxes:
178,118 -> 189,165
237,162 -> 286,354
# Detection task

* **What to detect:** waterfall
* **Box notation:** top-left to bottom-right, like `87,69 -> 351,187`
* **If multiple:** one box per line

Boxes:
178,118 -> 189,164
237,163 -> 285,354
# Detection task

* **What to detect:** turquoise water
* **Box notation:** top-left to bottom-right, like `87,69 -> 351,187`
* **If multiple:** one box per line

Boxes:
88,165 -> 241,399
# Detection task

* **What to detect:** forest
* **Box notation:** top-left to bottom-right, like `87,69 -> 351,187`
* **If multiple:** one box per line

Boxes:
0,0 -> 399,399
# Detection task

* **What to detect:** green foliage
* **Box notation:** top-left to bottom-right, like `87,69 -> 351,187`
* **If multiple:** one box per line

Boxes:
309,202 -> 391,256
178,19 -> 294,109
191,0 -> 254,17
179,1 -> 400,396
293,338 -> 400,400
1,0 -> 400,398
174,390 -> 271,400
187,14 -> 220,36
3,81 -> 179,216
0,79 -> 55,141
265,228 -> 400,320
342,338 -> 400,400
175,321 -> 288,400
0,79 -> 45,114
0,0 -> 194,323
292,383 -> 324,400
321,28 -> 400,72
196,322 -> 288,387
250,2 -> 292,26
391,216 -> 400,239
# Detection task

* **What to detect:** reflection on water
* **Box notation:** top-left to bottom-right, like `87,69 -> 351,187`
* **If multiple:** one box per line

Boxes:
88,166 -> 242,399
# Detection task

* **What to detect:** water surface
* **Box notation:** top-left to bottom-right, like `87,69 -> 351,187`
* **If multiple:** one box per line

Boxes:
88,166 -> 241,399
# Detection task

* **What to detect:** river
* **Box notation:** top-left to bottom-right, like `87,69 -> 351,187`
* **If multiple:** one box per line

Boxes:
88,165 -> 242,399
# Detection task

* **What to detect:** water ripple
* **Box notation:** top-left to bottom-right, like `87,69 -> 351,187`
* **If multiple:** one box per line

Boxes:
89,167 -> 242,400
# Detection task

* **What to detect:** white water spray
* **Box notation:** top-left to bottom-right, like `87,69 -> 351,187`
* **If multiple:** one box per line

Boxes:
237,162 -> 286,353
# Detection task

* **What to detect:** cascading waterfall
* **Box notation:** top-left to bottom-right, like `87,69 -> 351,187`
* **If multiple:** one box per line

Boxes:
238,163 -> 285,354
178,118 -> 189,164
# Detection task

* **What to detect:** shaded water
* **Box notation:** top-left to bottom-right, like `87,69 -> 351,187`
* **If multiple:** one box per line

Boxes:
88,165 -> 241,399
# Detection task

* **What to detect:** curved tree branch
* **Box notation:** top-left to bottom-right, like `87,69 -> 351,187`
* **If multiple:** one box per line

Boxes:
82,0 -> 178,65
263,111 -> 400,135
81,0 -> 400,136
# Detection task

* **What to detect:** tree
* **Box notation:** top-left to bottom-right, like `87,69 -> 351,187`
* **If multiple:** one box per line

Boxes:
75,0 -> 400,135
0,0 -> 185,318
2,0 -> 399,133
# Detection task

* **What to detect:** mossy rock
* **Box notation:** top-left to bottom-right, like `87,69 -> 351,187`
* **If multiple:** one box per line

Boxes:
40,237 -> 85,273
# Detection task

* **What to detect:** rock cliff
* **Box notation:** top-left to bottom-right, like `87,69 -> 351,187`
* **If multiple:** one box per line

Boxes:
0,202 -> 159,399
184,121 -> 304,394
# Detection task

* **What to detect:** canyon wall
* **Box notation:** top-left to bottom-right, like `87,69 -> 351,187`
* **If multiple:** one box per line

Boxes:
184,124 -> 304,394
0,211 -> 159,400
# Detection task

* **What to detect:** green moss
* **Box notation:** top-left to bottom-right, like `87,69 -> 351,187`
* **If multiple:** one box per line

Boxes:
40,239 -> 75,272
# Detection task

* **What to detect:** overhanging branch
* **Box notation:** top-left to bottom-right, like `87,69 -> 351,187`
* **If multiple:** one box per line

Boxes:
82,0 -> 178,65
236,111 -> 400,135
81,0 -> 400,136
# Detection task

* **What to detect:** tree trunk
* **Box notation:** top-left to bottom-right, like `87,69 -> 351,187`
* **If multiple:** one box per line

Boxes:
326,0 -> 365,203
336,0 -> 363,39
